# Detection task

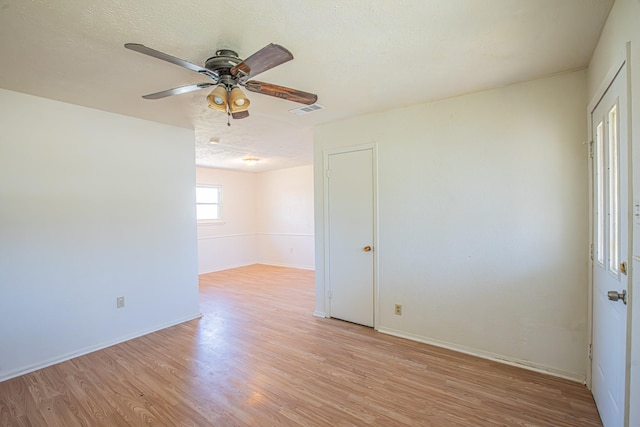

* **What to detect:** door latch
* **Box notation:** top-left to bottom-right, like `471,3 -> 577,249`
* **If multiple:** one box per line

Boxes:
608,289 -> 627,305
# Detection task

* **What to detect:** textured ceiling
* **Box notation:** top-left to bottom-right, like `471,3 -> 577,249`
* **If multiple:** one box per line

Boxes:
0,0 -> 613,171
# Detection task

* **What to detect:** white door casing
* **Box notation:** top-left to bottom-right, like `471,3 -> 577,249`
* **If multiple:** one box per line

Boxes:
325,146 -> 376,327
591,63 -> 629,427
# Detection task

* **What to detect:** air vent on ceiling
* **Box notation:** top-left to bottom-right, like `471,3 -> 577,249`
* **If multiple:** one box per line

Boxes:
289,103 -> 324,116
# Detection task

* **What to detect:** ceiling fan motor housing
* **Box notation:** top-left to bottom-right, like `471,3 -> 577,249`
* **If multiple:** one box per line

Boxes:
204,50 -> 242,86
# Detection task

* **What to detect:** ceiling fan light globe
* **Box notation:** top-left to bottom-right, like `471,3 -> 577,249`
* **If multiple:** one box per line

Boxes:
207,103 -> 227,113
206,86 -> 228,112
229,87 -> 250,113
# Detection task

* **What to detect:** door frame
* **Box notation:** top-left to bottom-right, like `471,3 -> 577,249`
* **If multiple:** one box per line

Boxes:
323,143 -> 379,329
586,43 -> 633,423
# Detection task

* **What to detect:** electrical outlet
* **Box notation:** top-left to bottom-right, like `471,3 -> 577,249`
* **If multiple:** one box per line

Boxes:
395,304 -> 402,315
116,296 -> 125,309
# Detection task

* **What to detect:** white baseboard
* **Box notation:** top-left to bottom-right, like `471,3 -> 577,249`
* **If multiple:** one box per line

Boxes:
0,312 -> 203,383
198,261 -> 256,274
259,261 -> 315,271
199,262 -> 315,275
313,311 -> 328,318
377,326 -> 585,384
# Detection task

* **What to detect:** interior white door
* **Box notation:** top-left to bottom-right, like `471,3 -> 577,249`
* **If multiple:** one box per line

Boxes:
591,64 -> 628,427
327,148 -> 375,327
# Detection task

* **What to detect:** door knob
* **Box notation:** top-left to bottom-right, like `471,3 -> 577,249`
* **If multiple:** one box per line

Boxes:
608,289 -> 627,305
363,246 -> 372,252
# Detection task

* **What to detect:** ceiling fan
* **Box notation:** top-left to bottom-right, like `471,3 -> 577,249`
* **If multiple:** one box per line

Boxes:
124,42 -> 318,121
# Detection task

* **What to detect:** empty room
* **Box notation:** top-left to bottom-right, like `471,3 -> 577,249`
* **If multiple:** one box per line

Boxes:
1,1 -> 639,426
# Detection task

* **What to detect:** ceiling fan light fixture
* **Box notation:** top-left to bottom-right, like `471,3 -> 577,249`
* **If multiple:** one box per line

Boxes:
206,86 -> 228,112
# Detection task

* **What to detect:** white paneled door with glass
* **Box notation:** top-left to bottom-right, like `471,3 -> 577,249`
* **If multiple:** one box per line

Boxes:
591,63 -> 629,427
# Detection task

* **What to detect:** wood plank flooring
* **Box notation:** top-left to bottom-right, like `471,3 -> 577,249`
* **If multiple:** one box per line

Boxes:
0,264 -> 602,426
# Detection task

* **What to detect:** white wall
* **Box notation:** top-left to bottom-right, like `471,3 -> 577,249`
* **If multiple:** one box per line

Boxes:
256,165 -> 315,270
314,71 -> 589,380
0,89 -> 200,382
196,165 -> 314,273
195,167 -> 258,273
587,0 -> 640,423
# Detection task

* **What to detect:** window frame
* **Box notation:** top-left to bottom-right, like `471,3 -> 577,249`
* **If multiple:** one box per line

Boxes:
196,184 -> 224,224
607,103 -> 620,276
595,120 -> 605,266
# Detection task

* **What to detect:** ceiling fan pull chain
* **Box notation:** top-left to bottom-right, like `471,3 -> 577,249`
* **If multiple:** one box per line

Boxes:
227,111 -> 231,127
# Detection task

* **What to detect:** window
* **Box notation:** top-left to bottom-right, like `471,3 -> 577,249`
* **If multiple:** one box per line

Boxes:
594,102 -> 621,275
196,185 -> 222,221
595,120 -> 605,265
608,104 -> 619,274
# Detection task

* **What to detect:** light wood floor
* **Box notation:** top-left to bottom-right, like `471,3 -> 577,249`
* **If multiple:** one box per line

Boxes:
0,264 -> 602,426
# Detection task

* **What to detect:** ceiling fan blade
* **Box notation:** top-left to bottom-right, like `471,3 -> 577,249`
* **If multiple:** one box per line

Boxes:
142,83 -> 215,99
124,43 -> 218,79
231,111 -> 250,120
244,81 -> 318,105
231,44 -> 293,79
